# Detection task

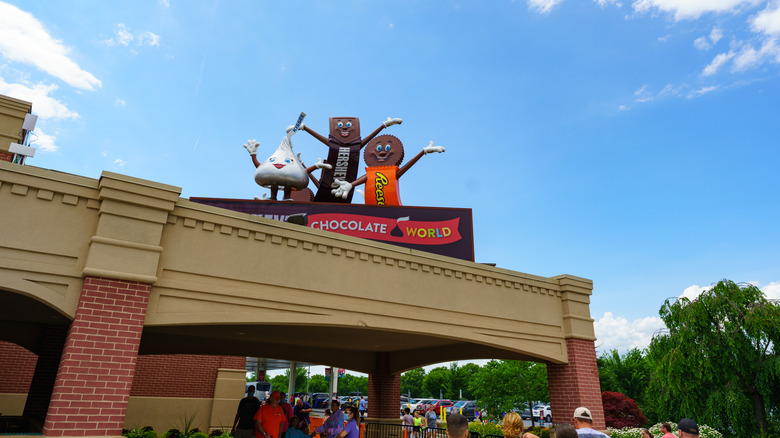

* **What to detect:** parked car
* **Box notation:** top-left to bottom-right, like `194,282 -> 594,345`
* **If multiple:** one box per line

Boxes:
414,398 -> 436,413
447,400 -> 477,420
311,393 -> 331,408
532,404 -> 552,423
430,400 -> 454,416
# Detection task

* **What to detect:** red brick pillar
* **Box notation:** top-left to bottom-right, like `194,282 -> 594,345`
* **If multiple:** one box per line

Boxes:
367,352 -> 400,420
23,325 -> 69,423
547,338 -> 605,429
0,151 -> 13,162
43,277 -> 151,436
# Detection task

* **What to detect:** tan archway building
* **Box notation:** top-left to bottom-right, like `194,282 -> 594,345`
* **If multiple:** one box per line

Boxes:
0,95 -> 605,436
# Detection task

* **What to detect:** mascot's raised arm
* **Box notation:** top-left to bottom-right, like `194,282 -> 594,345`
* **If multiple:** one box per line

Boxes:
244,113 -> 331,201
295,116 -> 402,203
331,135 -> 445,206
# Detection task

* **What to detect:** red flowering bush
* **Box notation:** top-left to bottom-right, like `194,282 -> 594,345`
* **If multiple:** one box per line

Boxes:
602,391 -> 647,429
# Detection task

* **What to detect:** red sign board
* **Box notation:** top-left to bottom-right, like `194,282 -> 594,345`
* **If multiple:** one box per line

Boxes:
190,198 -> 474,261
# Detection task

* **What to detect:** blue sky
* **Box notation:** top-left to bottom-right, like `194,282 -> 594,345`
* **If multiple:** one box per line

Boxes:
2,0 -> 779,363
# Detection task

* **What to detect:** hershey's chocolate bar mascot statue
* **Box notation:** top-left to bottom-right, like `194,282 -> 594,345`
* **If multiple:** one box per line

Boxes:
294,116 -> 402,203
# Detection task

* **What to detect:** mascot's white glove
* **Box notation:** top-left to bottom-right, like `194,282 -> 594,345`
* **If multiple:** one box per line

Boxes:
331,179 -> 353,199
382,117 -> 403,128
286,123 -> 306,134
423,141 -> 445,154
243,139 -> 259,155
314,158 -> 332,170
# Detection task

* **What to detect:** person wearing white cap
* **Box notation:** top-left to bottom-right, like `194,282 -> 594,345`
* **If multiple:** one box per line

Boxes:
572,407 -> 608,438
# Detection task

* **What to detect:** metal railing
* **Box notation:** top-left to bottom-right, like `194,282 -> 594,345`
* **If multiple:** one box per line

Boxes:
363,424 -> 482,438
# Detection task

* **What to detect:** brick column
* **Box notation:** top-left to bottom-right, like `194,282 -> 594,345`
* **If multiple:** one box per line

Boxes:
547,338 -> 605,429
367,352 -> 400,420
23,325 -> 69,423
0,151 -> 13,162
42,277 -> 151,437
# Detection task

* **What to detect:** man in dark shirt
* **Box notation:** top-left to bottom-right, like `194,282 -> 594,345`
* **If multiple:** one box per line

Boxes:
232,386 -> 261,438
294,397 -> 313,427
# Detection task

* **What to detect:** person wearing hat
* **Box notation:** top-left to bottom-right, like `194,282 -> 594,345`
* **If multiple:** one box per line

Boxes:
572,407 -> 608,438
255,390 -> 288,438
677,418 -> 700,437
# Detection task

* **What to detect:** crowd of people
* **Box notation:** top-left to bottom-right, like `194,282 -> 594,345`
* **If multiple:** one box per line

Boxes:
233,387 -> 703,438
231,386 -> 360,438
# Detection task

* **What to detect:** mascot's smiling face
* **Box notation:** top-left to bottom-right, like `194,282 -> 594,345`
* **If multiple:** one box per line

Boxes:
329,117 -> 361,143
364,134 -> 404,167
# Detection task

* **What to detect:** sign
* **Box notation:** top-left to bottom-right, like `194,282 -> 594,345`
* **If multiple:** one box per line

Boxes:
189,198 -> 474,261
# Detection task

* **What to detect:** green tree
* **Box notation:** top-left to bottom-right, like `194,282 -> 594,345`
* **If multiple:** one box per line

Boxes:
424,367 -> 449,398
468,360 -> 548,419
267,368 -> 310,394
338,374 -> 368,396
454,363 -> 479,400
401,368 -> 426,398
646,280 -> 780,437
308,374 -> 328,393
598,348 -> 653,422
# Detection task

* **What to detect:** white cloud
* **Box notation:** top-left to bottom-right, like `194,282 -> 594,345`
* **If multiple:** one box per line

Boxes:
633,84 -> 654,102
160,0 -> 170,8
702,50 -> 736,75
679,283 -> 713,300
632,0 -> 762,20
762,281 -> 780,299
595,0 -> 623,6
528,0 -> 565,14
752,1 -> 780,35
694,36 -> 712,50
113,158 -> 126,168
31,128 -> 58,152
138,31 -> 161,47
658,34 -> 672,42
0,2 -> 101,90
594,312 -> 665,353
710,27 -> 724,44
688,84 -> 720,97
116,24 -> 134,46
0,76 -> 79,119
732,37 -> 780,71
115,98 -> 126,106
104,24 -> 161,48
618,104 -> 630,111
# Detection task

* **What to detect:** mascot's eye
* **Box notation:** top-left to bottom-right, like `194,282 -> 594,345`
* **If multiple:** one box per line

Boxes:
346,122 -> 352,127
385,145 -> 391,151
285,158 -> 292,164
337,122 -> 343,128
376,145 -> 382,152
269,157 -> 276,162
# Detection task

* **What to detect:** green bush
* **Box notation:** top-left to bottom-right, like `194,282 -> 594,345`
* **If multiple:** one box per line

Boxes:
523,426 -> 549,438
608,422 -> 723,438
466,421 -> 503,436
122,426 -> 158,438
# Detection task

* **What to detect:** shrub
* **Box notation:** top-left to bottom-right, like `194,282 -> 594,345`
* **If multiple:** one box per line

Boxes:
123,426 -> 157,438
524,426 -> 550,438
466,420 -> 503,436
602,391 -> 647,429
608,422 -> 723,438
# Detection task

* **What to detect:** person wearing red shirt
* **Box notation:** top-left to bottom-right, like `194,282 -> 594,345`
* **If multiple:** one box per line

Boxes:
255,391 -> 288,438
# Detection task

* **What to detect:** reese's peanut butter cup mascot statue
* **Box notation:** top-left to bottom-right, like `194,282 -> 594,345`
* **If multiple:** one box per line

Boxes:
330,134 -> 445,205
244,113 -> 331,201
297,116 -> 402,203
